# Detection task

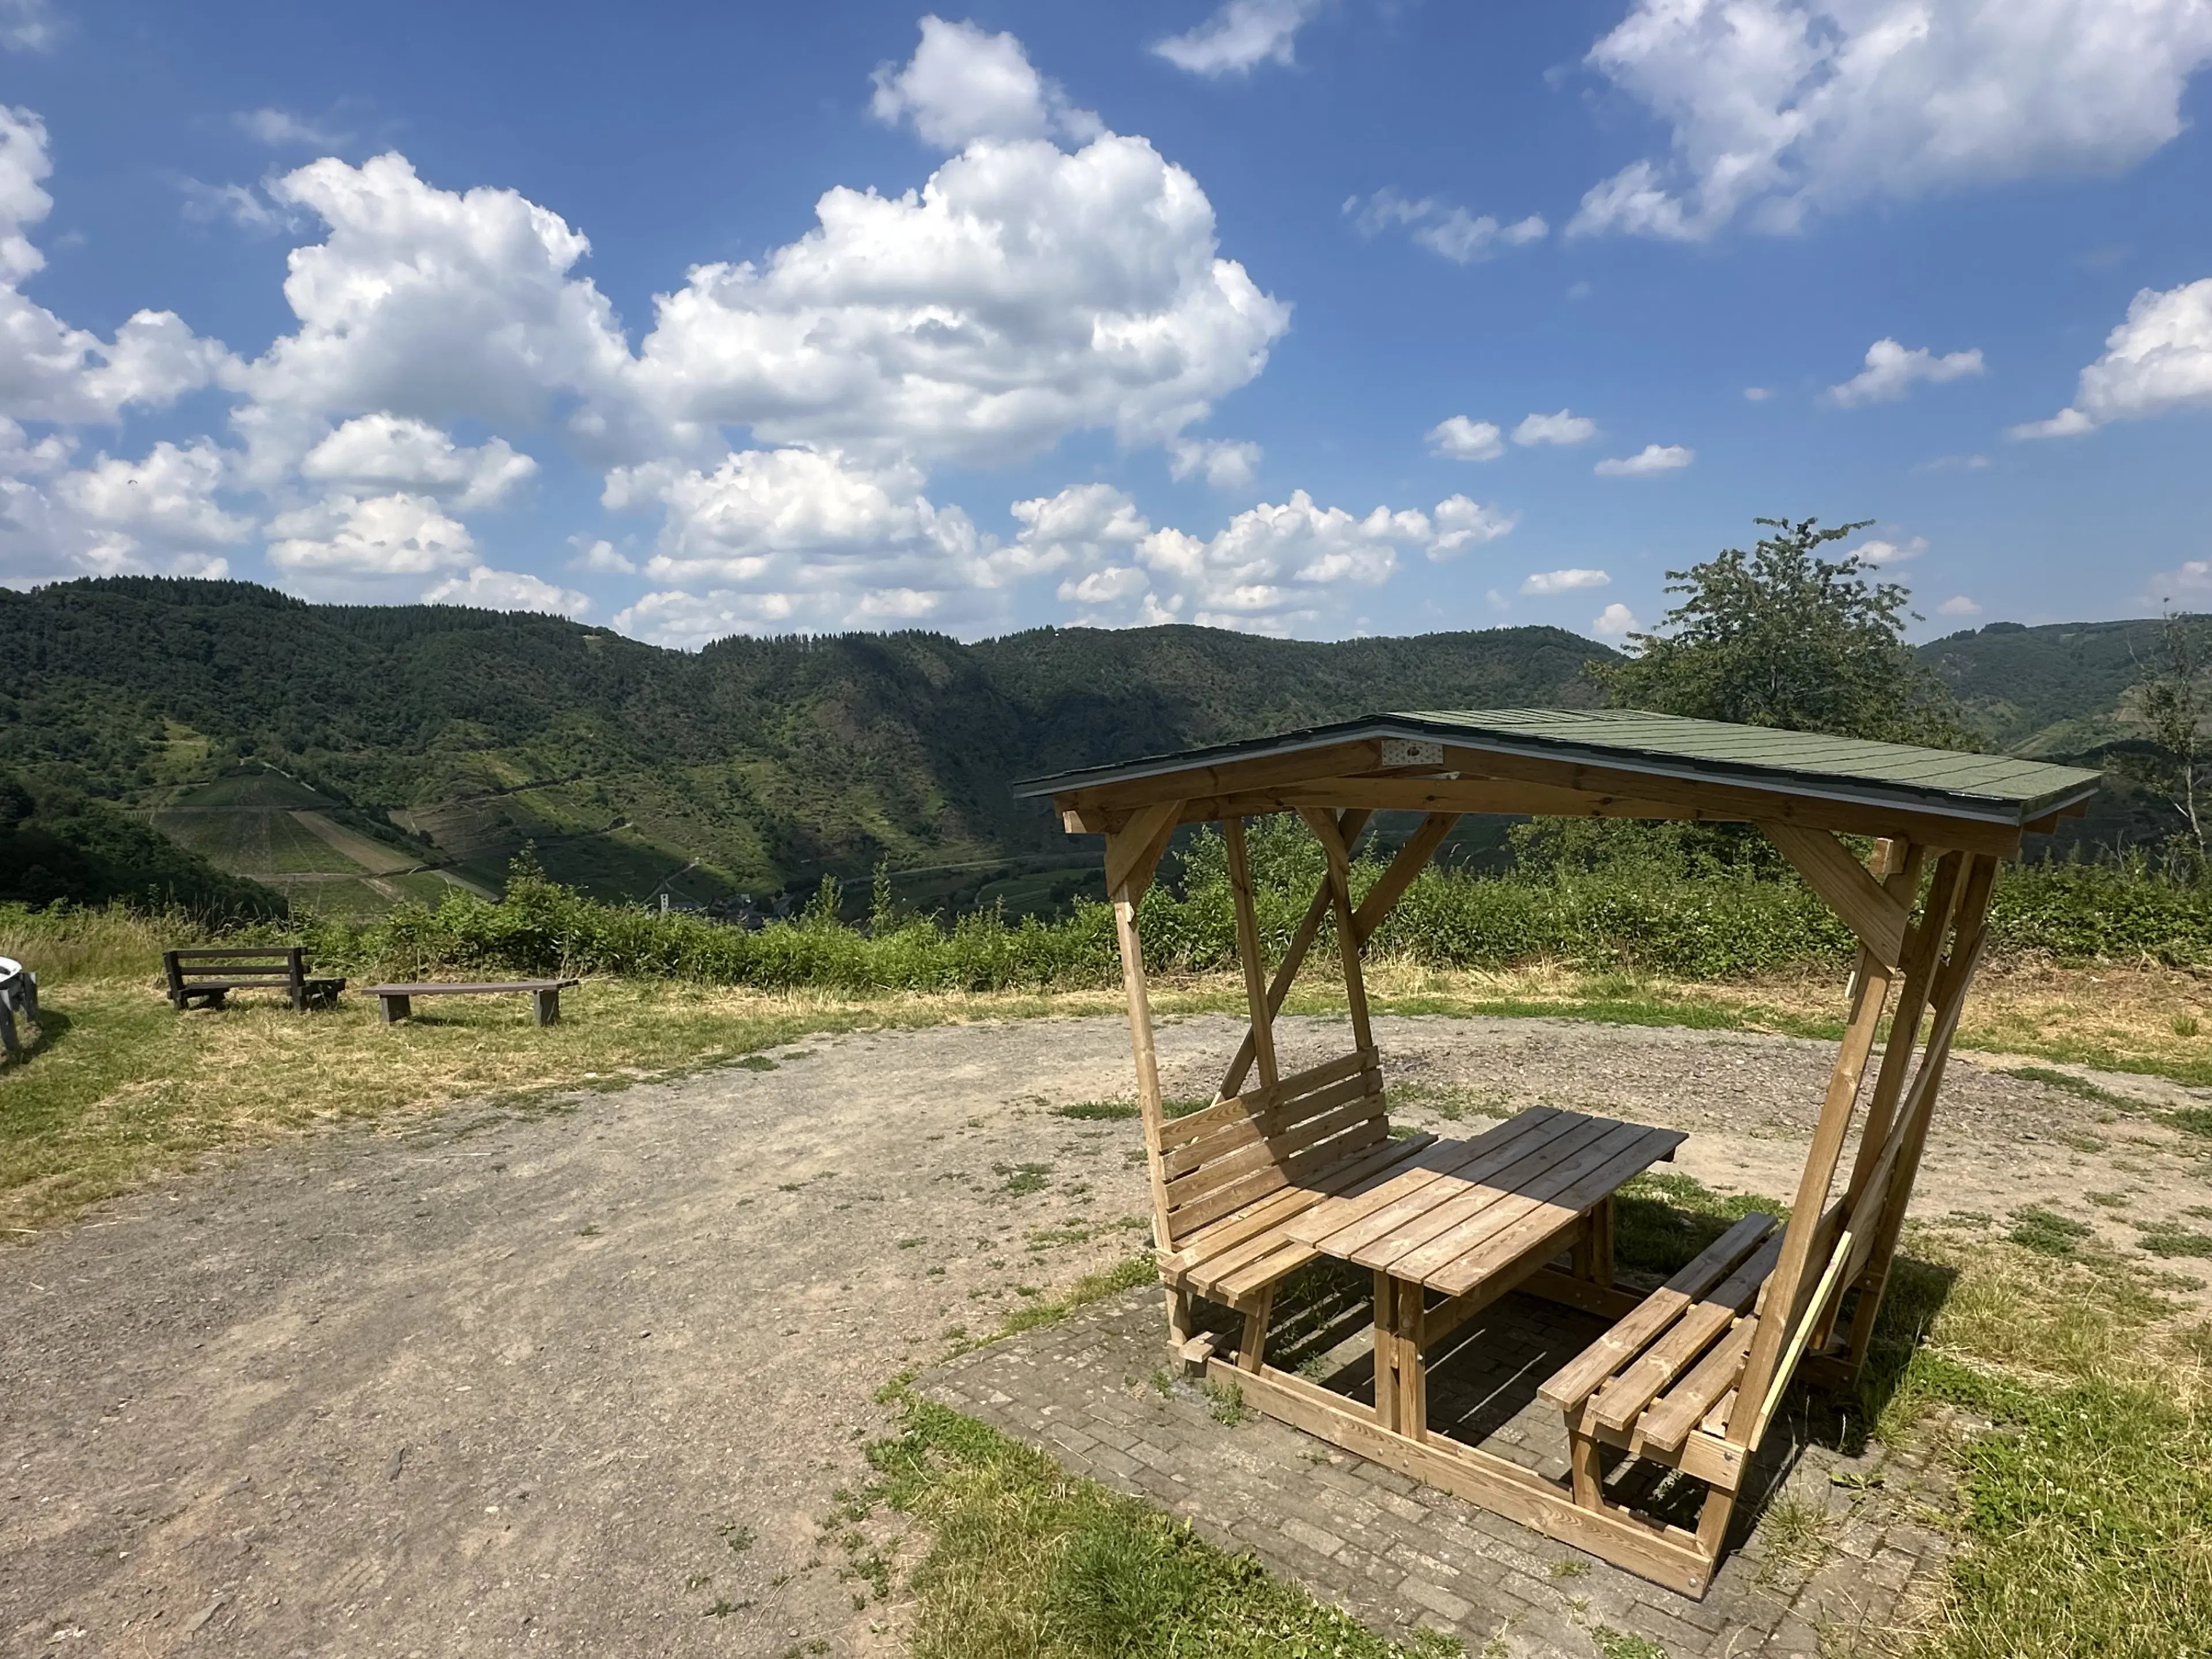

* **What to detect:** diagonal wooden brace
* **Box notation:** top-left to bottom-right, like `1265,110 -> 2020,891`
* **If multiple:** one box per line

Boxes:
1763,823 -> 1909,972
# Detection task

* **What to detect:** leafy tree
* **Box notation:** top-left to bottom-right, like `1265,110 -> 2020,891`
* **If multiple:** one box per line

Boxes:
1602,516 -> 1975,749
2112,610 -> 2212,862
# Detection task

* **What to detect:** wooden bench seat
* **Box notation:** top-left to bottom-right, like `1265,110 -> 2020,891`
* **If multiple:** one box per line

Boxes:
363,979 -> 581,1025
1151,1046 -> 1445,1372
164,947 -> 344,1012
1161,1129 -> 1439,1305
1539,1211 -> 1781,1476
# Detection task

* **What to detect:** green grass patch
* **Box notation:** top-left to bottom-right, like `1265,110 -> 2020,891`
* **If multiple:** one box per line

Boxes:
2008,1205 -> 2095,1258
997,1255 -> 1153,1338
866,1395 -> 1449,1659
2000,1066 -> 2138,1111
2168,1106 -> 2212,1138
1611,1169 -> 1787,1278
1054,1100 -> 1139,1121
2134,1223 -> 2212,1259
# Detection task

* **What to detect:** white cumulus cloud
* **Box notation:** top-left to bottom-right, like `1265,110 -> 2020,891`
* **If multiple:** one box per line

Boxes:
1,435 -> 248,585
1153,0 -> 1322,77
1169,436 -> 1263,490
266,492 -> 477,578
870,16 -> 1097,150
1851,535 -> 1926,566
1936,594 -> 1982,617
1514,410 -> 1598,447
237,151 -> 636,475
422,564 -> 588,616
2012,277 -> 2212,437
1572,0 -> 2212,240
1345,188 -> 1547,264
1592,602 -> 1641,637
1522,567 -> 1610,594
605,448 -> 1009,638
1427,416 -> 1505,461
1826,339 -> 1984,406
631,121 -> 1289,469
1594,443 -> 1694,476
1020,483 -> 1513,633
300,414 -> 537,510
0,108 -> 236,425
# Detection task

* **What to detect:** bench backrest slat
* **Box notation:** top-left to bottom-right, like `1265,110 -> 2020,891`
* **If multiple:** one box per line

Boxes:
1157,1047 -> 1388,1246
164,946 -> 312,1003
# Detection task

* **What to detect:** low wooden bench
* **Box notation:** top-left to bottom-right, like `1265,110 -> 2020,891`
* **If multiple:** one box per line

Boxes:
1154,1049 -> 1440,1366
363,979 -> 581,1026
164,946 -> 344,1012
1539,1211 -> 1783,1502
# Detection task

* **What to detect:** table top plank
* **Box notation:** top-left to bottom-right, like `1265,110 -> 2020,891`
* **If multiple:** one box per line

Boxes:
1287,1108 -> 1577,1256
1346,1116 -> 1620,1272
1291,1104 -> 1688,1301
1425,1126 -> 1687,1297
1369,1119 -> 1650,1278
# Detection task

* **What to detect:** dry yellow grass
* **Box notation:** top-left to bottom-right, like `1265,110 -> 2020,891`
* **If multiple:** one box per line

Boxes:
5,956 -> 2206,1240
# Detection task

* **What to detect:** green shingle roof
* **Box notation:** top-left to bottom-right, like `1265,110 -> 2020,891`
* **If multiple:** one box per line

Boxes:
1016,707 -> 2102,826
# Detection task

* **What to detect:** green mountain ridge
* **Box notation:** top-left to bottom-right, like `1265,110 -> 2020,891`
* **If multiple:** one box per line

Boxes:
3,577 -> 1611,911
1,579 -> 2179,915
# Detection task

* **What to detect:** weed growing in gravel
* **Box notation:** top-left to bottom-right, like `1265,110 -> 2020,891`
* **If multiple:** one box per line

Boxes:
1200,1378 -> 1251,1426
1054,1100 -> 1139,1120
2134,1222 -> 2212,1258
1589,1628 -> 1668,1659
2008,1205 -> 2094,1257
994,1162 -> 1051,1196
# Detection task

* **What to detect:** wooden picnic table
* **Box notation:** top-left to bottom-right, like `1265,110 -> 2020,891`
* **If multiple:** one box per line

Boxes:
363,979 -> 581,1026
1287,1106 -> 1685,1440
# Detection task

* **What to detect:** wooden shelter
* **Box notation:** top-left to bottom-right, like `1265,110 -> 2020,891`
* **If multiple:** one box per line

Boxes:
1018,709 -> 2100,1596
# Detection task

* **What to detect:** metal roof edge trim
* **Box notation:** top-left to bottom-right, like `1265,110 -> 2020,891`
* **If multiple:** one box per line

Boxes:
1014,714 -> 2101,828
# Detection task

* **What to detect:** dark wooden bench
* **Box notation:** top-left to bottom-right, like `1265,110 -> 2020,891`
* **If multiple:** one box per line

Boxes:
363,979 -> 581,1026
164,946 -> 344,1012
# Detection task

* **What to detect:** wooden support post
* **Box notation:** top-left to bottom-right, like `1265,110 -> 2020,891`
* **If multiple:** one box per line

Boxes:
1217,810 -> 1375,1101
1573,1196 -> 1616,1289
1728,843 -> 1902,1441
1300,807 -> 1374,1054
1106,811 -> 1183,1262
1396,1277 -> 1426,1438
1840,850 -> 1961,1214
533,986 -> 561,1026
1239,1286 -> 1275,1374
1836,853 -> 1999,1375
1569,1427 -> 1604,1509
1222,817 -> 1280,1091
1373,1271 -> 1400,1433
1694,1484 -> 1737,1559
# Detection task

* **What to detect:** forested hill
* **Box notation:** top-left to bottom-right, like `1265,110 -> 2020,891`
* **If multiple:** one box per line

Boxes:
1,577 -> 1612,906
1918,618 -> 2159,756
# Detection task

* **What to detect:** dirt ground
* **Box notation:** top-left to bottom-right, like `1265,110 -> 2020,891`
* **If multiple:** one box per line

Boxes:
3,1012 -> 2206,1658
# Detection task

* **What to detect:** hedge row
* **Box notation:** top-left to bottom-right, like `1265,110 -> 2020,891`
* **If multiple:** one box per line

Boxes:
232,856 -> 2212,994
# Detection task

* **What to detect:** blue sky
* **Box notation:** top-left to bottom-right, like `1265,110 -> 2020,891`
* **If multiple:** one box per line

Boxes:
6,0 -> 2212,647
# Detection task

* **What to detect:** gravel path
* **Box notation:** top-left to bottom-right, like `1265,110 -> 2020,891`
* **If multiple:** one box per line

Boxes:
3,1013 -> 2204,1658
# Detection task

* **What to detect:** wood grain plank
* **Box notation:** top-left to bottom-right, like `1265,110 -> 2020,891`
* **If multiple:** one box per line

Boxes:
1538,1213 -> 1776,1410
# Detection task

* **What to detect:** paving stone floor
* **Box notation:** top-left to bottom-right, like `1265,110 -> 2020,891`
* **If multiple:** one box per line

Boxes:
922,1285 -> 1955,1659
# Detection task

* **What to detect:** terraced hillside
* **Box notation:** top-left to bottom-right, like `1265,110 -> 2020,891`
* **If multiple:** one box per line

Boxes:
2,578 -> 1613,912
